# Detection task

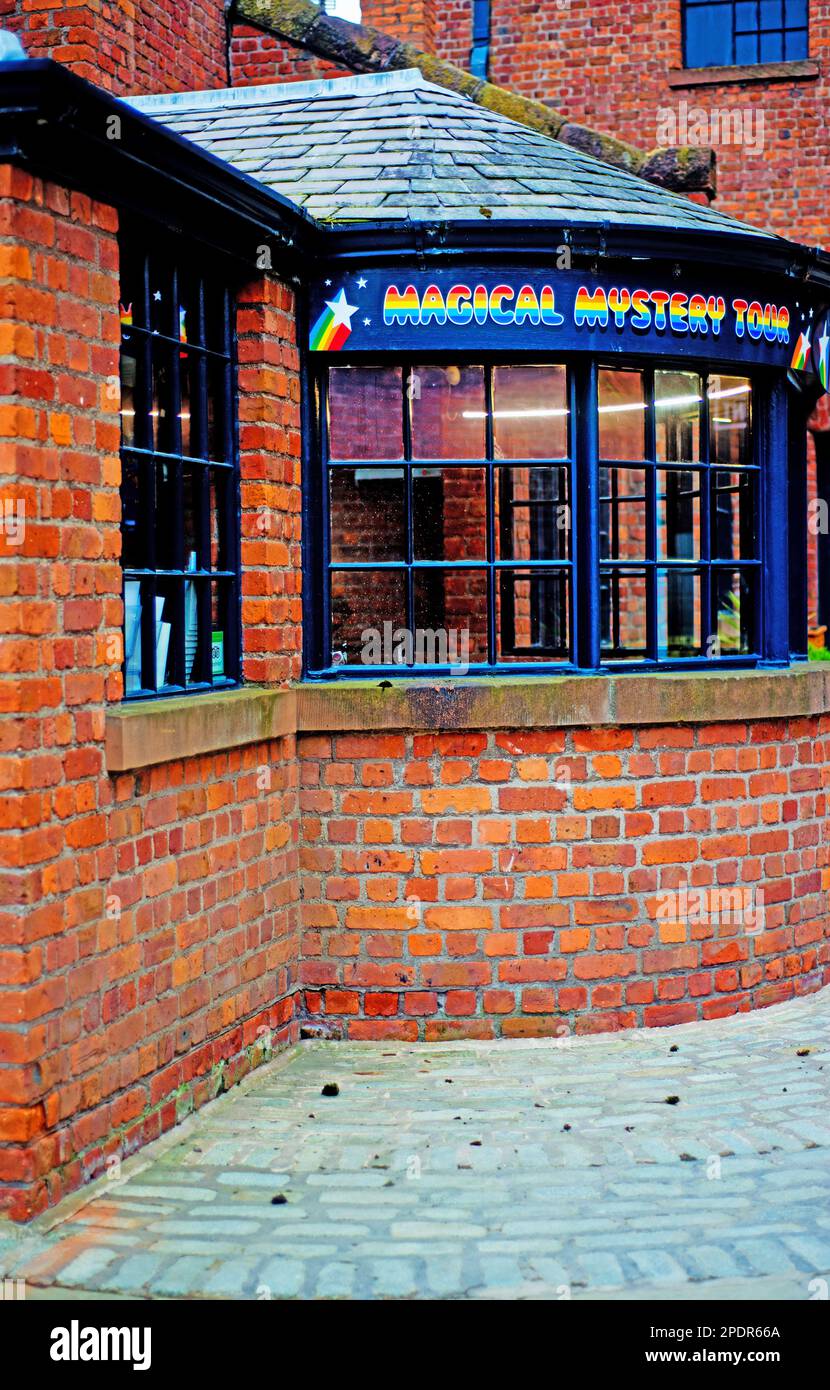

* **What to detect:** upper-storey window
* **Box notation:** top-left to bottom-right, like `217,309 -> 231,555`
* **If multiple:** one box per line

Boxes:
118,236 -> 241,699
309,359 -> 760,675
683,0 -> 808,66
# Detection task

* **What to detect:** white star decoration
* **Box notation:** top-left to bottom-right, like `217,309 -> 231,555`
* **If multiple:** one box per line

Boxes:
324,278 -> 332,286
357,276 -> 367,289
325,288 -> 358,330
363,317 -> 371,327
153,290 -> 162,301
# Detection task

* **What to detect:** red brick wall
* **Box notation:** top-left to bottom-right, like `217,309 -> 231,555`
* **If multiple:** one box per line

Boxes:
0,174 -> 303,1220
354,0 -> 437,49
1,0 -> 228,95
298,722 -> 830,1040
231,23 -> 356,86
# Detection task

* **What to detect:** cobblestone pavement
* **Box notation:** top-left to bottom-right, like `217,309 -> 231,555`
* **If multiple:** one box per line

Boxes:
3,991 -> 830,1301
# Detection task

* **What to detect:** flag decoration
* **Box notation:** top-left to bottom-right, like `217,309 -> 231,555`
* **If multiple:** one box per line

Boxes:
790,328 -> 812,372
309,288 -> 358,351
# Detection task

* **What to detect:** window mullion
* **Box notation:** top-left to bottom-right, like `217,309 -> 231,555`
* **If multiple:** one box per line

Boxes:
644,366 -> 658,661
574,359 -> 600,670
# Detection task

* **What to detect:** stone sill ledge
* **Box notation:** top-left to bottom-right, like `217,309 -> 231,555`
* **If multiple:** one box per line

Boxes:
105,667 -> 829,772
667,59 -> 819,88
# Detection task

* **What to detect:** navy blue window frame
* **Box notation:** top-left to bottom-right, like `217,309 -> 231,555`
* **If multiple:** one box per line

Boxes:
683,0 -> 809,67
304,353 -> 789,678
118,233 -> 242,702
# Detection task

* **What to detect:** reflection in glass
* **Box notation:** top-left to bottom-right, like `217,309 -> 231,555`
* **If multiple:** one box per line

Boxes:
410,365 -> 485,459
656,370 -> 701,462
496,466 -> 569,562
714,570 -> 755,654
598,369 -> 645,459
492,364 -> 568,459
658,569 -> 701,657
709,375 -> 751,466
414,467 -> 487,561
658,469 -> 701,560
712,471 -> 756,560
600,468 -> 646,561
497,569 -> 569,660
600,569 -> 647,659
330,569 -> 406,666
329,467 -> 405,562
414,569 -> 488,665
328,366 -> 403,460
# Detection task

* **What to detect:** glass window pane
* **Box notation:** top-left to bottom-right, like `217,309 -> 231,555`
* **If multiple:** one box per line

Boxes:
205,283 -> 228,354
685,2 -> 734,66
178,270 -> 202,349
600,569 -> 647,659
329,467 -> 405,562
123,577 -> 146,693
759,30 -> 784,60
658,468 -> 701,559
656,369 -> 702,462
709,375 -> 752,466
331,570 -> 406,667
492,364 -> 568,459
496,569 -> 570,661
735,1 -> 759,30
182,462 -> 201,570
120,454 -> 143,570
149,258 -> 174,337
414,569 -> 488,665
785,0 -> 806,23
210,581 -> 230,681
154,460 -> 178,571
119,248 -> 146,333
658,569 -> 702,656
713,570 -> 756,654
413,466 -> 487,561
599,369 -> 645,460
735,31 -> 759,62
711,470 -> 757,559
784,27 -> 808,58
328,366 -> 403,461
410,365 -> 485,459
207,359 -> 229,462
495,466 -> 570,561
600,467 -> 646,561
760,0 -> 783,26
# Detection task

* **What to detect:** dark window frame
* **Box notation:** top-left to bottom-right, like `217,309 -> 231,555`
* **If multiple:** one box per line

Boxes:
306,351 -> 778,678
683,0 -> 809,68
118,231 -> 242,702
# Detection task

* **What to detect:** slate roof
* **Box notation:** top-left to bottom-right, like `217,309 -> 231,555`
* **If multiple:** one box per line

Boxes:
131,70 -> 773,238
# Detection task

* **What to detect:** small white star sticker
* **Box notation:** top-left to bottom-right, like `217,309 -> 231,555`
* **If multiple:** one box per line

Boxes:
325,288 -> 358,330
324,278 -> 332,286
363,317 -> 371,327
153,290 -> 162,301
357,276 -> 367,289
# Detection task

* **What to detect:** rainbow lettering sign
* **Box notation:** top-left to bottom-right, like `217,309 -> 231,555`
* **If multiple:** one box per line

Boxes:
308,269 -> 807,367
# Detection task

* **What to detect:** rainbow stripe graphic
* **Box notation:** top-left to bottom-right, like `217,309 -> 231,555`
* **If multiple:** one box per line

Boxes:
310,289 -> 358,351
790,329 -> 812,372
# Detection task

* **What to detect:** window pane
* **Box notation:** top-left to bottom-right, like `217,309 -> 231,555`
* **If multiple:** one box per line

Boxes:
152,344 -> 176,455
658,569 -> 702,656
496,466 -> 570,561
785,0 -> 807,23
120,455 -> 143,569
600,467 -> 646,561
119,248 -> 146,333
180,349 -> 200,459
658,469 -> 701,559
784,27 -> 808,57
759,0 -> 783,26
178,269 -> 202,349
711,471 -> 757,559
599,369 -> 645,459
154,460 -> 179,570
600,569 -> 647,659
735,1 -> 758,31
328,366 -> 403,461
205,283 -> 228,354
492,364 -> 568,459
149,258 -> 174,337
709,375 -> 751,466
414,569 -> 488,665
182,462 -> 201,569
330,467 -> 405,563
656,370 -> 702,462
413,467 -> 487,561
735,32 -> 759,62
685,2 -> 733,66
497,569 -> 570,660
210,581 -> 230,680
713,570 -> 756,653
123,577 -> 146,693
410,365 -> 485,459
207,359 -> 229,462
331,570 -> 406,666
759,30 -> 784,60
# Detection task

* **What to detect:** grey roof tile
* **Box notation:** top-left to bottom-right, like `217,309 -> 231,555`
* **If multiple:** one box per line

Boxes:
131,70 -> 775,239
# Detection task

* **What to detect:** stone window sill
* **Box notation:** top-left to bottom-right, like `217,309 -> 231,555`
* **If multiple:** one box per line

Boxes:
105,687 -> 297,772
105,667 -> 829,770
667,60 -> 819,88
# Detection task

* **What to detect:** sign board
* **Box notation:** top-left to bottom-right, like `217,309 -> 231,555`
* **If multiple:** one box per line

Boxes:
309,266 -> 819,369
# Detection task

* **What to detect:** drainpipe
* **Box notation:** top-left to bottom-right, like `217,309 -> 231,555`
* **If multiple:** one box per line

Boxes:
469,0 -> 490,79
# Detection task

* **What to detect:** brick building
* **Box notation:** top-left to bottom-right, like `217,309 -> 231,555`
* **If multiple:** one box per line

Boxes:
1,3 -> 829,1224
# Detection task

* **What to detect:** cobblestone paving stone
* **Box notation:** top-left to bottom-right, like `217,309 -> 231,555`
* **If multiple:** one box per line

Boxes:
2,991 -> 830,1300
